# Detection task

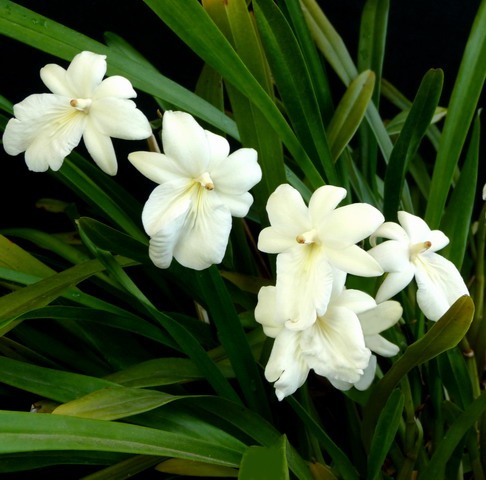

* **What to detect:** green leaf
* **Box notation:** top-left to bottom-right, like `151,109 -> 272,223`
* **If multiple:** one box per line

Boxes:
0,411 -> 244,467
419,393 -> 486,480
366,389 -> 404,480
144,0 -> 323,191
362,295 -> 474,445
193,267 -> 271,420
286,396 -> 359,480
327,70 -> 375,162
253,0 -> 337,184
0,257 -> 134,332
425,0 -> 486,228
104,357 -> 231,388
202,0 -> 287,218
156,458 -> 238,477
0,355 -> 118,403
239,435 -> 289,480
440,110 -> 481,268
52,386 -> 187,421
383,68 -> 443,221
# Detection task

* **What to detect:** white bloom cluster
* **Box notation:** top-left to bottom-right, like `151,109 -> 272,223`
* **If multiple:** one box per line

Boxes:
256,185 -> 469,400
2,51 -> 470,402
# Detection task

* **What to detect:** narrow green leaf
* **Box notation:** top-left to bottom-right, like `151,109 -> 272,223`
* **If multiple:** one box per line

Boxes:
77,222 -> 242,404
367,389 -> 404,480
52,386 -> 185,421
383,68 -> 443,221
425,0 -> 486,228
104,357 -> 228,388
0,451 -> 129,474
202,0 -> 287,218
239,435 -> 289,480
193,267 -> 271,420
83,455 -> 163,480
419,393 -> 486,480
286,396 -> 359,480
144,0 -> 323,191
300,0 -> 393,163
254,0 -> 337,184
440,110 -> 481,268
0,355 -> 118,403
362,295 -> 474,444
327,70 -> 375,162
0,257 -> 133,331
0,411 -> 244,467
156,458 -> 237,477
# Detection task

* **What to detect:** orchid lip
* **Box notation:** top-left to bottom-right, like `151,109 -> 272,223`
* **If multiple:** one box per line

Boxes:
70,98 -> 92,112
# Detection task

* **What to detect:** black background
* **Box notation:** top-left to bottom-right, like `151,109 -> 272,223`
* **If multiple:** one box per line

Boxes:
0,0 -> 483,232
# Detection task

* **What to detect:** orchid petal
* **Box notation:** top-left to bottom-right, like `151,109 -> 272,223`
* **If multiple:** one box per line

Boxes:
427,230 -> 450,252
162,111 -> 210,176
211,148 -> 261,195
141,180 -> 192,236
94,75 -> 137,99
375,267 -> 415,303
415,252 -> 469,321
258,184 -> 311,254
368,240 -> 410,272
365,334 -> 400,357
89,97 -> 151,139
217,191 -> 254,218
303,306 -> 370,383
320,203 -> 384,248
173,194 -> 232,270
264,329 -> 309,401
308,184 -> 347,222
332,289 -> 377,314
205,129 -> 230,170
65,51 -> 107,97
370,221 -> 408,246
254,286 -> 284,338
276,247 -> 333,329
354,355 -> 377,390
4,94 -> 85,171
83,122 -> 118,175
148,214 -> 186,269
358,300 -> 403,334
398,211 -> 432,243
128,151 -> 187,185
326,245 -> 383,277
40,64 -> 73,97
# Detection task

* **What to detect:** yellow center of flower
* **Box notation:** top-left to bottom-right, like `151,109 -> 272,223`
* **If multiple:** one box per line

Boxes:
410,240 -> 432,257
195,172 -> 214,190
70,98 -> 92,112
296,229 -> 318,245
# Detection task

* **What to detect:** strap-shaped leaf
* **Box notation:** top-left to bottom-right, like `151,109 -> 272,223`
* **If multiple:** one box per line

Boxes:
425,0 -> 486,228
362,295 -> 474,444
327,70 -> 375,162
383,68 -> 443,221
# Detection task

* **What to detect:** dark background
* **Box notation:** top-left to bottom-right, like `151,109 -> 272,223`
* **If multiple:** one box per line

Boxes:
0,0 -> 483,231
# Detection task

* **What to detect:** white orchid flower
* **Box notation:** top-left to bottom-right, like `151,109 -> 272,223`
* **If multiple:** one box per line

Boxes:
258,184 -> 384,329
3,51 -> 151,175
255,285 -> 376,401
327,296 -> 402,391
368,211 -> 469,321
128,111 -> 261,271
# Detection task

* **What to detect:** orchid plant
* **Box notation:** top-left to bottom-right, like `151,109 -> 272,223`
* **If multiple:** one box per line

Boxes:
0,1 -> 484,479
